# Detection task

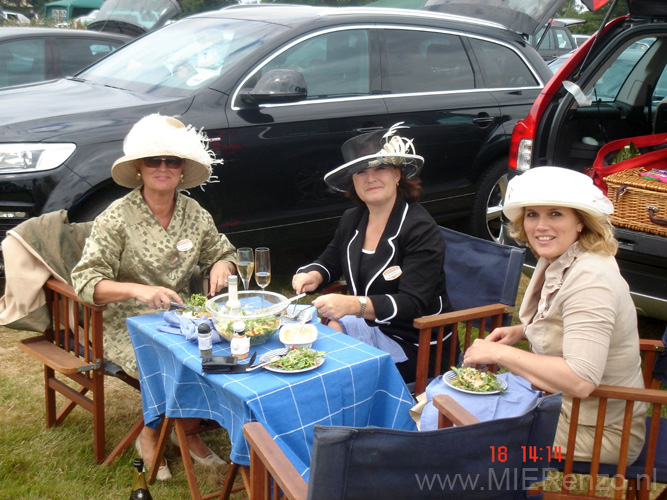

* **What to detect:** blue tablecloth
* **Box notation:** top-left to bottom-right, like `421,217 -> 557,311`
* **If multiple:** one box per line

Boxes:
420,371 -> 542,431
127,313 -> 417,480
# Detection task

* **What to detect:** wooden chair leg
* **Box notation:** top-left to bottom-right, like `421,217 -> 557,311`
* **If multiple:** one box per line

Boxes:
103,416 -> 144,466
148,418 -> 174,485
174,418 -> 203,500
44,366 -> 56,428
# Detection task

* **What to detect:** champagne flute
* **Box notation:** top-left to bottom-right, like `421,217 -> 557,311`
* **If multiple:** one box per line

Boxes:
236,247 -> 254,291
255,247 -> 271,308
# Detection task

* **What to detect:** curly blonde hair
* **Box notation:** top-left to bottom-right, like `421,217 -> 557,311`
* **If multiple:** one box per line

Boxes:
508,208 -> 618,257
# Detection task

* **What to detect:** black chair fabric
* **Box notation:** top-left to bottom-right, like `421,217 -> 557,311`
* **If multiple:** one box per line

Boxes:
306,392 -> 562,500
440,226 -> 526,313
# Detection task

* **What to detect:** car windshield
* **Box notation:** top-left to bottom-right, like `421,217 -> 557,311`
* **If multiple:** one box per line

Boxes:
93,0 -> 178,30
78,17 -> 284,97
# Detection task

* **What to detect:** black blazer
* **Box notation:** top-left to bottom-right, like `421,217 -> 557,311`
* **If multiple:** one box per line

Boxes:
298,197 -> 450,343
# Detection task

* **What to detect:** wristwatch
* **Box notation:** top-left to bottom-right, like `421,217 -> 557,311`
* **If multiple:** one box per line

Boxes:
357,296 -> 367,318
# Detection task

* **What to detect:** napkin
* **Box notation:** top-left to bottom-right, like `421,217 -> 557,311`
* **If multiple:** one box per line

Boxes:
158,310 -> 223,344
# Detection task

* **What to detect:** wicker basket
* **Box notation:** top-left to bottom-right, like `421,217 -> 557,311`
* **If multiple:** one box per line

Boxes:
603,167 -> 667,237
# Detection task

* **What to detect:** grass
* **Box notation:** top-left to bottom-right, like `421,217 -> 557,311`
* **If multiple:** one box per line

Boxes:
0,269 -> 665,499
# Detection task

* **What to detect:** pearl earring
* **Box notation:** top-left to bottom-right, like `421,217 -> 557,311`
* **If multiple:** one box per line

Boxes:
180,173 -> 185,183
135,172 -> 141,181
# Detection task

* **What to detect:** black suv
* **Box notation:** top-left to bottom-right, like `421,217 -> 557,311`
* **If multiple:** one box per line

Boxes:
0,4 -> 550,261
509,0 -> 667,321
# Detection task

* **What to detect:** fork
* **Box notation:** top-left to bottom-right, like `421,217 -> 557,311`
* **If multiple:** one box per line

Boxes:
246,347 -> 289,371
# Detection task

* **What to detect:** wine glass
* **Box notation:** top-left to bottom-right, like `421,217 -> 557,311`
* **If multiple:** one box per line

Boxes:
255,247 -> 271,307
236,247 -> 254,291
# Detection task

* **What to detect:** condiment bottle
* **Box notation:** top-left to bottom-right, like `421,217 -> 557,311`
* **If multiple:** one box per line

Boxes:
198,323 -> 213,361
226,275 -> 241,313
129,458 -> 153,500
230,320 -> 249,360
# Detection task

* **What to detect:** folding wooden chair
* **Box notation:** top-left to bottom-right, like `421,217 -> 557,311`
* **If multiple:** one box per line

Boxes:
18,278 -> 143,464
244,392 -> 562,500
536,331 -> 667,500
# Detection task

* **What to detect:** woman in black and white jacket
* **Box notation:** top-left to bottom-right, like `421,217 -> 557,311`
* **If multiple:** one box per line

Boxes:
293,123 -> 450,381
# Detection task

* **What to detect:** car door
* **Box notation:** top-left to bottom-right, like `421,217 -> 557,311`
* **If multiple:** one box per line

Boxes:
379,27 -> 502,217
222,27 -> 387,244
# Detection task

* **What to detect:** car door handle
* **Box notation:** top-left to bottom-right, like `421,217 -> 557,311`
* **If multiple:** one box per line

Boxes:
356,126 -> 383,133
472,114 -> 495,126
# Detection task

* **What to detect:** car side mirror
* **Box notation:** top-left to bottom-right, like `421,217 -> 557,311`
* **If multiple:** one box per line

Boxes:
241,69 -> 307,104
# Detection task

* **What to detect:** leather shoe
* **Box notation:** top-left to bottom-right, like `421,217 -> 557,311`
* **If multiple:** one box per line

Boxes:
135,436 -> 172,481
170,428 -> 226,467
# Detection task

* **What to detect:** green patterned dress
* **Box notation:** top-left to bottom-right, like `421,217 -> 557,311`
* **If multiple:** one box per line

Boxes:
72,188 -> 237,378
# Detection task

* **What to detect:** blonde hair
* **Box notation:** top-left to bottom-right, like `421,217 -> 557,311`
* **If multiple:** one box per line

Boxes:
508,208 -> 618,257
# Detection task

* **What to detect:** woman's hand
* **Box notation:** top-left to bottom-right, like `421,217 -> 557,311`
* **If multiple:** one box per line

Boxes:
209,260 -> 236,296
463,338 -> 509,366
292,271 -> 322,294
484,324 -> 525,345
132,284 -> 183,309
312,293 -> 362,321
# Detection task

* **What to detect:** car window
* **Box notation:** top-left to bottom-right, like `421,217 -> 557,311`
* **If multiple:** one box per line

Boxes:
382,30 -> 473,93
258,29 -> 370,99
468,38 -> 538,89
554,28 -> 574,50
81,18 -> 285,97
590,38 -> 656,102
55,38 -> 124,76
0,38 -> 46,87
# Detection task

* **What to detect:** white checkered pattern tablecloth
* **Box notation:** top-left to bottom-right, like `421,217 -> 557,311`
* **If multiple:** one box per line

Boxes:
127,313 -> 417,480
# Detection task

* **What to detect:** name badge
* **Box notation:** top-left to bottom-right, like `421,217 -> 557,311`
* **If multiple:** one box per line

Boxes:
383,265 -> 402,281
177,239 -> 193,252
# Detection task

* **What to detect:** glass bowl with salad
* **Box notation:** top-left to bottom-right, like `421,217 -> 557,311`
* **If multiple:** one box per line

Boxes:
205,290 -> 289,345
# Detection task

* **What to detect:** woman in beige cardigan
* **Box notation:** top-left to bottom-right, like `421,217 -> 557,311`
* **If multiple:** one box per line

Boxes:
464,166 -> 646,464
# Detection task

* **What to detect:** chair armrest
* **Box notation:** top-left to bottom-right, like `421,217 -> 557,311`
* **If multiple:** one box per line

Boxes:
244,422 -> 308,500
591,384 -> 667,404
433,394 -> 480,428
44,279 -> 106,312
413,303 -> 508,329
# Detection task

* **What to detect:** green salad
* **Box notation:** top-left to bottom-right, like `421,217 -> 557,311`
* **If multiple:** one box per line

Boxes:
216,314 -> 280,338
450,366 -> 505,393
270,347 -> 325,371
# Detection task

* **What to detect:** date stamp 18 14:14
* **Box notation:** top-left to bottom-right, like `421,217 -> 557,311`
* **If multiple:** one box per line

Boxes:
490,445 -> 563,463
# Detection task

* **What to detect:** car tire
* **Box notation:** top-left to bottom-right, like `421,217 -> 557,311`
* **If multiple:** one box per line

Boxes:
68,187 -> 130,223
469,157 -> 510,244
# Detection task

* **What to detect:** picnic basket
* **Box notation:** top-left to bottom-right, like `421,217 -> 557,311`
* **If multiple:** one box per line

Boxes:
603,167 -> 667,237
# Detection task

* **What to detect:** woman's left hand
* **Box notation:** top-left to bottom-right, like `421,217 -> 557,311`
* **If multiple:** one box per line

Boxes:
463,338 -> 506,366
208,260 -> 236,296
312,293 -> 360,321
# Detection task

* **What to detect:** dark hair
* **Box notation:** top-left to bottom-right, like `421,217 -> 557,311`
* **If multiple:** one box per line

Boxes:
345,169 -> 422,204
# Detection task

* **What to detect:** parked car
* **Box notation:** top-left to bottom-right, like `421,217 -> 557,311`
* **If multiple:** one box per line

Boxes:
44,0 -> 103,24
509,1 -> 667,321
86,0 -> 180,37
0,10 -> 30,25
573,33 -> 591,47
0,27 -> 130,88
531,20 -> 578,61
0,4 -> 552,272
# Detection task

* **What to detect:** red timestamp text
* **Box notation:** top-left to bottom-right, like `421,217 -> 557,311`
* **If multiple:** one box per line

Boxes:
490,445 -> 563,463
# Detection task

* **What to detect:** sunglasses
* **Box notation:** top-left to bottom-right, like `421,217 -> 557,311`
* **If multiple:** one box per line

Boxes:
143,157 -> 184,169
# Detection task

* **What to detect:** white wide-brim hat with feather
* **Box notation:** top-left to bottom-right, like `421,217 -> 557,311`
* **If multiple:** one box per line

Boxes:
111,114 -> 216,190
324,122 -> 424,192
503,166 -> 614,221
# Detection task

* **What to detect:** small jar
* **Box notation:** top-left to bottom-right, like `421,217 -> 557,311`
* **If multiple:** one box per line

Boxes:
197,323 -> 213,361
230,320 -> 249,360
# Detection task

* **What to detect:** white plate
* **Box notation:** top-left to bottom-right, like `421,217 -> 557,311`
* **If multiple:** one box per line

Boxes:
259,348 -> 324,374
443,369 -> 507,395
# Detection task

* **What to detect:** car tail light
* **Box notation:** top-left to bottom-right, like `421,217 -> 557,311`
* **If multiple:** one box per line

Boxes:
509,115 -> 535,172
